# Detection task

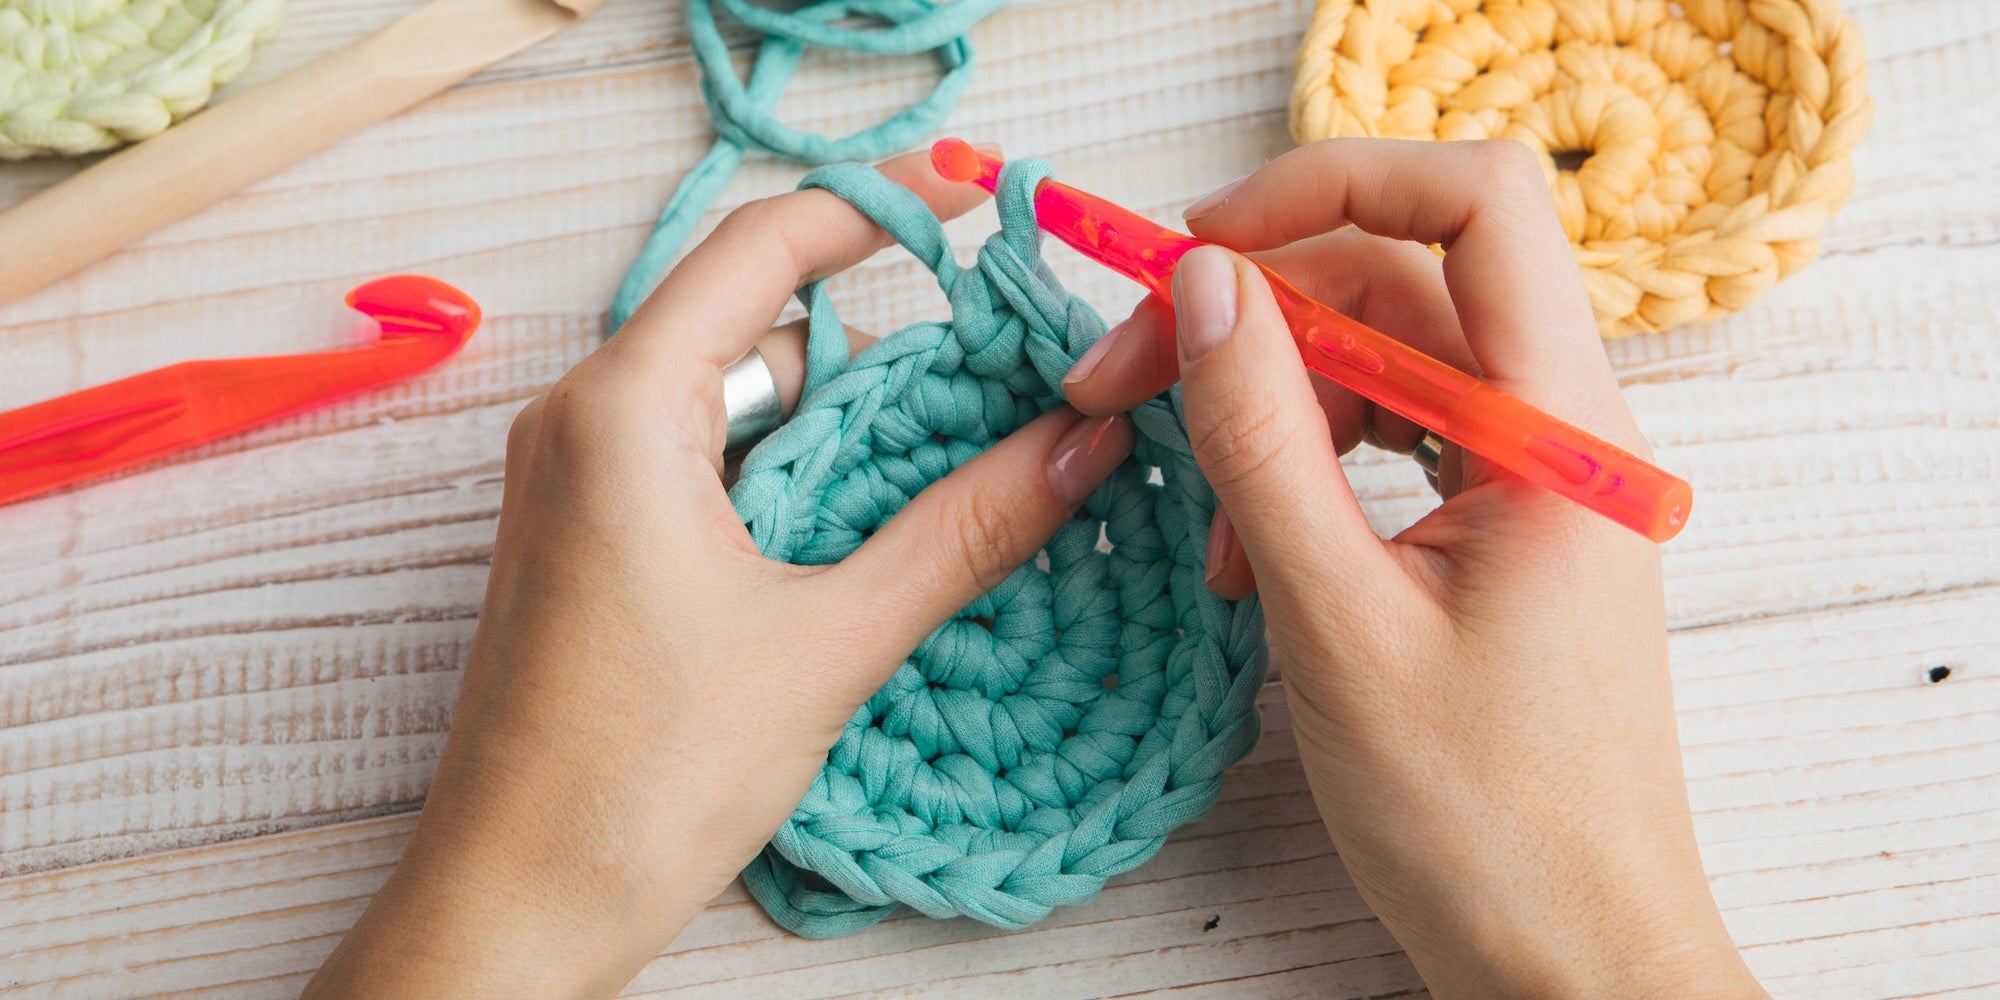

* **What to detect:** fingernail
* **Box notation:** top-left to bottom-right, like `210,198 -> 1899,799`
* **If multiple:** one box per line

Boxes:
1203,507 -> 1236,584
1063,320 -> 1128,386
1183,176 -> 1246,221
1174,246 -> 1238,363
1048,414 -> 1132,506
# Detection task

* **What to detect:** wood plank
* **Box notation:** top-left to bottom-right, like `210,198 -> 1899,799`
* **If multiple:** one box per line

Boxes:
2,0 -> 1996,875
4,588 -> 1993,997
2,0 -> 1996,994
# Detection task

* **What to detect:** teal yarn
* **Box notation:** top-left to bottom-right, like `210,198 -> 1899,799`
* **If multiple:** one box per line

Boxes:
609,0 -> 1008,331
727,159 -> 1269,938
614,0 -> 1268,939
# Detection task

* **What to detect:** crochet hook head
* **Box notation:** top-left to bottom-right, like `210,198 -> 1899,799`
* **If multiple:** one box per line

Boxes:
347,274 -> 482,345
0,276 -> 481,507
931,138 -> 1198,302
930,137 -> 999,189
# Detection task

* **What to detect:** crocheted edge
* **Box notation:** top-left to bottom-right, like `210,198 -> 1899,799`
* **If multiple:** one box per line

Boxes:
729,160 -> 1268,938
0,0 -> 288,159
1287,0 -> 1872,337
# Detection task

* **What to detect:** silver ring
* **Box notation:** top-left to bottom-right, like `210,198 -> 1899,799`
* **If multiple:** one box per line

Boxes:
1412,430 -> 1446,478
722,348 -> 783,453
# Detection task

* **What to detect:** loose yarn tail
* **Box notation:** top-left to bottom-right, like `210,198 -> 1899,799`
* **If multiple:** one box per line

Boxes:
608,0 -> 1010,331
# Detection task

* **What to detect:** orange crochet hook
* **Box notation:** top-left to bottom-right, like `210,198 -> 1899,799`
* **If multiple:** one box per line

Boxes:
0,275 -> 480,507
931,139 -> 1692,542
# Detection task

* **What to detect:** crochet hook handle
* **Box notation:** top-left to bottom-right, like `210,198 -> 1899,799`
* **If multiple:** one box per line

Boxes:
1260,273 -> 1690,541
931,139 -> 1692,543
0,275 -> 480,507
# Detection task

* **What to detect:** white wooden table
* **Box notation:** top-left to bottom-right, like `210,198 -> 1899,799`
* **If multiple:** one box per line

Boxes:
2,0 -> 1995,996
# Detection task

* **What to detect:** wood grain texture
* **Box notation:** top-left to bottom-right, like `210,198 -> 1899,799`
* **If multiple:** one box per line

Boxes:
2,0 -> 1996,994
5,590 -> 1996,997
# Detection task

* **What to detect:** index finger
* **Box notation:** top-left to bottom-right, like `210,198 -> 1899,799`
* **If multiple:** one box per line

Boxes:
1186,139 -> 1617,417
609,146 -> 995,371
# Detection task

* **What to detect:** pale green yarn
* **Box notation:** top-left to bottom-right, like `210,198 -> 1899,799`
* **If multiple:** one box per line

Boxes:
0,0 -> 284,159
728,159 -> 1268,938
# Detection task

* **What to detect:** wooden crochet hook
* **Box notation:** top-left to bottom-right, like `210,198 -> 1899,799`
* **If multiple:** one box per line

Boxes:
0,0 -> 602,309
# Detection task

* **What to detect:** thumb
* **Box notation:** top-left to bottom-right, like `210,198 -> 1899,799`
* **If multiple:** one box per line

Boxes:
1172,246 -> 1396,595
817,408 -> 1134,669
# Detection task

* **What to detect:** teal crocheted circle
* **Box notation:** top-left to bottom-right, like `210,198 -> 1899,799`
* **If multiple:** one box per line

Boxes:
728,159 -> 1268,938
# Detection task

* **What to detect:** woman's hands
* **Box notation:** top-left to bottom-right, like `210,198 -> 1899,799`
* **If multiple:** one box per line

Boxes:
1064,139 -> 1763,999
303,150 -> 1133,999
307,135 -> 1759,1000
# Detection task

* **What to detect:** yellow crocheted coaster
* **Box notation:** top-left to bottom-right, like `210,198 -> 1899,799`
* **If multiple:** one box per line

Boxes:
1,0 -> 285,160
1290,0 -> 1872,337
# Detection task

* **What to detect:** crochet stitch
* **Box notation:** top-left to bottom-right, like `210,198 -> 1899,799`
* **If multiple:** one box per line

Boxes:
0,0 -> 285,159
1290,0 -> 1871,338
609,0 -> 1007,331
727,159 -> 1268,938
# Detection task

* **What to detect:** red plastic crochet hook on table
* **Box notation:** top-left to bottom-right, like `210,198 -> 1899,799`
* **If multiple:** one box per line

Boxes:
931,139 -> 1692,542
0,275 -> 480,507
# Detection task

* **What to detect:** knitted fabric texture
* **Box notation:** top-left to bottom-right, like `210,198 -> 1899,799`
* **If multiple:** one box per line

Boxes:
0,0 -> 285,159
608,0 -> 1007,331
1290,0 -> 1871,338
727,160 -> 1268,939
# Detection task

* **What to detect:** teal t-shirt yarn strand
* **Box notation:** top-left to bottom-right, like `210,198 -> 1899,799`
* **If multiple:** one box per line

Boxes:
608,0 -> 1007,331
726,159 -> 1268,938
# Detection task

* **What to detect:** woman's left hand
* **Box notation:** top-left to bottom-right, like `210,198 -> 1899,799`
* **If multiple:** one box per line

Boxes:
304,150 -> 1134,1000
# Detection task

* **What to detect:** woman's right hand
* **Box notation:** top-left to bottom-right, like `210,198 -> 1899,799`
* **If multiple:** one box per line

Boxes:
1063,139 -> 1764,999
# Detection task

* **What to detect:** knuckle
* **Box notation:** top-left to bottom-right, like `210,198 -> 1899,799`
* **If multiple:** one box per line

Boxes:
714,195 -> 784,240
708,198 -> 794,267
1299,137 -> 1349,163
1188,398 -> 1302,497
936,481 -> 1031,592
530,377 -> 604,453
711,192 -> 834,277
649,358 -> 712,413
1328,414 -> 1365,457
505,396 -> 545,458
1468,139 -> 1548,198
